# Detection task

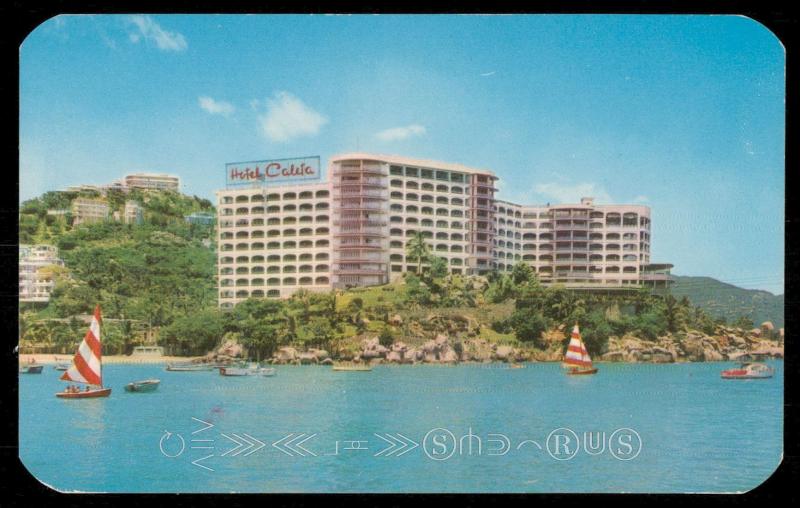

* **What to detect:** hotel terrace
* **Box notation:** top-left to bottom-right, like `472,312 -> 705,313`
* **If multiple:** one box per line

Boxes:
216,153 -> 672,308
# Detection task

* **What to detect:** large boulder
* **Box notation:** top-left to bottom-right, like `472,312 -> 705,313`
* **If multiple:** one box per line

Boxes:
625,350 -> 642,362
403,348 -> 420,364
314,349 -> 330,361
494,345 -> 514,362
440,348 -> 459,363
386,351 -> 403,363
703,348 -> 724,361
275,347 -> 298,362
392,341 -> 408,353
421,340 -> 438,354
297,352 -> 318,365
680,338 -> 705,361
216,339 -> 244,358
361,349 -> 382,359
651,351 -> 674,363
730,335 -> 747,348
602,351 -> 625,362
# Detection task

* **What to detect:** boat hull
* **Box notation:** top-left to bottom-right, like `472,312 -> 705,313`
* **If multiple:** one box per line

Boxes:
125,380 -> 161,392
166,364 -> 214,372
566,368 -> 598,375
721,371 -> 773,379
220,366 -> 276,377
219,367 -> 250,376
20,365 -> 44,374
54,364 -> 69,371
56,387 -> 112,399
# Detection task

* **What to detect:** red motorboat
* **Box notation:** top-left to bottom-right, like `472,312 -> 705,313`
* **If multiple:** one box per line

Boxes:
721,362 -> 774,380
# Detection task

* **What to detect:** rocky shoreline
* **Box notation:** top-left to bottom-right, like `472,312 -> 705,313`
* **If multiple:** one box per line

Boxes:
199,324 -> 783,366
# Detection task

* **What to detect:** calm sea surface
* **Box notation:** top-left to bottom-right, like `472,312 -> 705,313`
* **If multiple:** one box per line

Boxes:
19,361 -> 783,493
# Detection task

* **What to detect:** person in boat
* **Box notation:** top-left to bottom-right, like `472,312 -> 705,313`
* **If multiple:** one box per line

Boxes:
85,386 -> 91,392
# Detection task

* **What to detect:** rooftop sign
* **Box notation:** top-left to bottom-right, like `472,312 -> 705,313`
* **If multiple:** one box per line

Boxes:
225,156 -> 322,188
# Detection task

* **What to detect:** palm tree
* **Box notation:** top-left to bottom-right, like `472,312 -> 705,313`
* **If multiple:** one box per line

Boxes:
405,232 -> 431,275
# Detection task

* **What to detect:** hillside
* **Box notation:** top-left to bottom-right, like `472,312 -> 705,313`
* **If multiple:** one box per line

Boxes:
670,275 -> 783,329
19,187 -> 782,359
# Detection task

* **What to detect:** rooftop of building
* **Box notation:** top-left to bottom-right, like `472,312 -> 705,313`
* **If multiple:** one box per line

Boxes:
330,152 -> 497,178
125,172 -> 180,179
495,197 -> 650,212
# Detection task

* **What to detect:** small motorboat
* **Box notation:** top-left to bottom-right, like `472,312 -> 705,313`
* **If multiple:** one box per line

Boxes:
20,364 -> 44,374
721,362 -> 774,380
332,362 -> 372,372
166,362 -> 215,372
219,366 -> 251,376
54,363 -> 69,371
219,364 -> 276,377
124,379 -> 161,392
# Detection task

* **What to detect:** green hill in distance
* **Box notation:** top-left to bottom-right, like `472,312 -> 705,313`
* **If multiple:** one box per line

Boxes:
670,275 -> 784,329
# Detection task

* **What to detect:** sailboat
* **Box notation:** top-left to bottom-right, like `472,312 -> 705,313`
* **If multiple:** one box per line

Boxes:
562,324 -> 598,375
55,305 -> 112,399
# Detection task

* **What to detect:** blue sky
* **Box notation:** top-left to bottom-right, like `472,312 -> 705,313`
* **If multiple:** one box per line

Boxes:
19,15 -> 785,294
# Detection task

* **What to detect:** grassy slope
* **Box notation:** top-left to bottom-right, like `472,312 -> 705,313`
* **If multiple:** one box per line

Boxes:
670,275 -> 784,329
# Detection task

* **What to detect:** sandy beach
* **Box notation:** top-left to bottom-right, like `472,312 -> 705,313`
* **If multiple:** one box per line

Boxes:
19,354 -> 201,365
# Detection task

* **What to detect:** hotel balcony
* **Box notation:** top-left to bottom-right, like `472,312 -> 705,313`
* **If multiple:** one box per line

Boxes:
332,166 -> 388,177
333,178 -> 385,187
334,226 -> 385,236
335,201 -> 385,211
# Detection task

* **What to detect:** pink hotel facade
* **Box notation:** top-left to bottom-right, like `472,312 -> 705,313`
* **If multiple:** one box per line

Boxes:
216,153 -> 672,308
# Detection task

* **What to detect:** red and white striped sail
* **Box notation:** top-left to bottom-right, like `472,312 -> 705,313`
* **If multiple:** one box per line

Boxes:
61,305 -> 103,386
563,324 -> 593,369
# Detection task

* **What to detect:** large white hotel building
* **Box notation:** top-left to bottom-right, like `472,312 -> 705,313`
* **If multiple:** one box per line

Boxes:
216,153 -> 672,308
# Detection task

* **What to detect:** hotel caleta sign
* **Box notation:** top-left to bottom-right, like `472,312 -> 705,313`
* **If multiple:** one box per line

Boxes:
225,156 -> 321,187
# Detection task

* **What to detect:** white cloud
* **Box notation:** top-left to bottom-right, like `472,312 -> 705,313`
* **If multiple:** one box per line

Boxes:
533,182 -> 613,204
257,91 -> 328,143
633,195 -> 650,203
128,15 -> 187,52
375,124 -> 427,142
198,96 -> 235,117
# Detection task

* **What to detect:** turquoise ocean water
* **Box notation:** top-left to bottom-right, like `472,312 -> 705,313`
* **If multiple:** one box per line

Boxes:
19,361 -> 783,493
